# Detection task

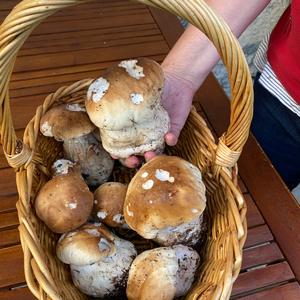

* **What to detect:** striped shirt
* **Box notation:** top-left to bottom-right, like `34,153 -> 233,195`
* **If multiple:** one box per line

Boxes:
254,35 -> 300,117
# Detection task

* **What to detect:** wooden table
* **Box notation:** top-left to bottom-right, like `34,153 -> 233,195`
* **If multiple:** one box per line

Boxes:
1,1 -> 300,299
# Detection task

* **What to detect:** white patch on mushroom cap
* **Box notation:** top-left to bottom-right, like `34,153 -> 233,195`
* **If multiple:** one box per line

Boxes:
191,208 -> 199,214
118,59 -> 145,79
65,202 -> 77,209
97,211 -> 108,220
87,77 -> 110,103
126,206 -> 134,217
66,103 -> 86,112
84,229 -> 101,237
130,93 -> 143,105
112,214 -> 124,224
41,121 -> 53,137
52,159 -> 74,175
155,169 -> 175,183
142,179 -> 154,190
141,172 -> 148,178
98,238 -> 111,252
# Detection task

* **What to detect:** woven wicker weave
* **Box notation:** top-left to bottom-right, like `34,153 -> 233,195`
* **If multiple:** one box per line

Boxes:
0,0 -> 253,299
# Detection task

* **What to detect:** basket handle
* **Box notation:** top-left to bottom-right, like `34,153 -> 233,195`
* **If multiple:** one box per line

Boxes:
0,0 -> 253,169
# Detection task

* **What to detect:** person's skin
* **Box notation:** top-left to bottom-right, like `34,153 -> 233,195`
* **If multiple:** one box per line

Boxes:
121,0 -> 271,168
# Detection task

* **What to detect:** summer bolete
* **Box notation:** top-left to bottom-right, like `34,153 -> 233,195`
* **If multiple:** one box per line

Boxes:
126,245 -> 200,300
85,58 -> 170,159
57,223 -> 137,298
35,159 -> 94,233
40,103 -> 114,187
124,155 -> 206,246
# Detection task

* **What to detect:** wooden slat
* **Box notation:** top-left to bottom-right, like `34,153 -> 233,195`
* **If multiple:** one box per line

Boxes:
22,25 -> 160,51
241,243 -> 284,271
239,136 -> 300,281
232,262 -> 295,297
244,194 -> 265,228
11,54 -> 164,82
238,282 -> 300,300
0,194 -> 18,213
19,35 -> 164,57
244,225 -> 273,249
238,176 -> 248,193
0,168 -> 17,196
13,41 -> 168,73
31,13 -> 153,36
0,286 -> 36,300
0,211 -> 19,229
0,245 -> 25,288
0,228 -> 20,248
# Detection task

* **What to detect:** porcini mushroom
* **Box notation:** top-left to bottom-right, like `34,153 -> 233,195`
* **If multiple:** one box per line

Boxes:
57,223 -> 137,298
126,245 -> 200,300
35,159 -> 93,233
93,182 -> 128,228
85,57 -> 170,159
124,155 -> 206,246
40,103 -> 114,187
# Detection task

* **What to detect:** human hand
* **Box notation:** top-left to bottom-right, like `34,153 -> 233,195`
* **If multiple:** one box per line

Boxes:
117,68 -> 196,168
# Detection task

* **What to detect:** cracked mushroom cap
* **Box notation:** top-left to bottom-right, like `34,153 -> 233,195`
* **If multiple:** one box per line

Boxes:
35,160 -> 93,233
94,182 -> 128,228
85,57 -> 170,158
126,245 -> 200,300
124,155 -> 206,245
40,103 -> 95,141
56,223 -> 117,266
57,223 -> 137,298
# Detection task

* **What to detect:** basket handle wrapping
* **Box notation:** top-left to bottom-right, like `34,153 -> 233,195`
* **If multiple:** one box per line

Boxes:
0,0 -> 253,170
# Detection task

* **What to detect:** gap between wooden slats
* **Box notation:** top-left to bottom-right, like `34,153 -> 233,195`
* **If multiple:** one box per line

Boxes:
236,282 -> 300,300
232,262 -> 295,298
0,285 -> 36,300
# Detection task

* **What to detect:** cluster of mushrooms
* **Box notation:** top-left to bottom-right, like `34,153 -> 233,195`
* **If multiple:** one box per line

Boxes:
36,58 -> 207,299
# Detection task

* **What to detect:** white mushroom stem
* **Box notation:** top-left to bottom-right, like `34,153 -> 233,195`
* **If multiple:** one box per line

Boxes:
63,133 -> 113,186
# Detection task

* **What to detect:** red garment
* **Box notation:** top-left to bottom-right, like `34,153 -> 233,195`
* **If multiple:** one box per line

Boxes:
267,1 -> 300,104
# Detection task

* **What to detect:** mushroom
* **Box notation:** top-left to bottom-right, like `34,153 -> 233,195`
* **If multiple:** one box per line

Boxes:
35,159 -> 94,233
126,245 -> 200,300
124,155 -> 206,246
93,182 -> 128,228
85,57 -> 170,159
40,103 -> 114,187
56,223 -> 137,298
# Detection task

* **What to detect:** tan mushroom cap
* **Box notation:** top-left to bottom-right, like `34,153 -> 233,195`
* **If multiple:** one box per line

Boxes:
40,103 -> 95,141
56,223 -> 116,266
35,172 -> 93,233
124,156 -> 206,237
85,57 -> 164,131
94,182 -> 127,227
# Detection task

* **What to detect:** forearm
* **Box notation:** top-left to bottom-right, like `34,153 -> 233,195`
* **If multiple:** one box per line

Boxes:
162,0 -> 271,92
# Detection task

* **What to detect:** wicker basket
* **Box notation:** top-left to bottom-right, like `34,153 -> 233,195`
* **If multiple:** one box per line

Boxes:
0,0 -> 253,299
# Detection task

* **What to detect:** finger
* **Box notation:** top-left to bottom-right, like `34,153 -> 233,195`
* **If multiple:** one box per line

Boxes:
165,132 -> 178,146
144,151 -> 157,162
124,156 -> 141,168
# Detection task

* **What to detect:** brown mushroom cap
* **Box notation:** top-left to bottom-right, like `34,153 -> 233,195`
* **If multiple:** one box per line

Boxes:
94,182 -> 127,227
85,57 -> 164,131
56,223 -> 116,266
35,171 -> 93,233
40,103 -> 95,141
126,245 -> 200,300
124,156 -> 206,239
